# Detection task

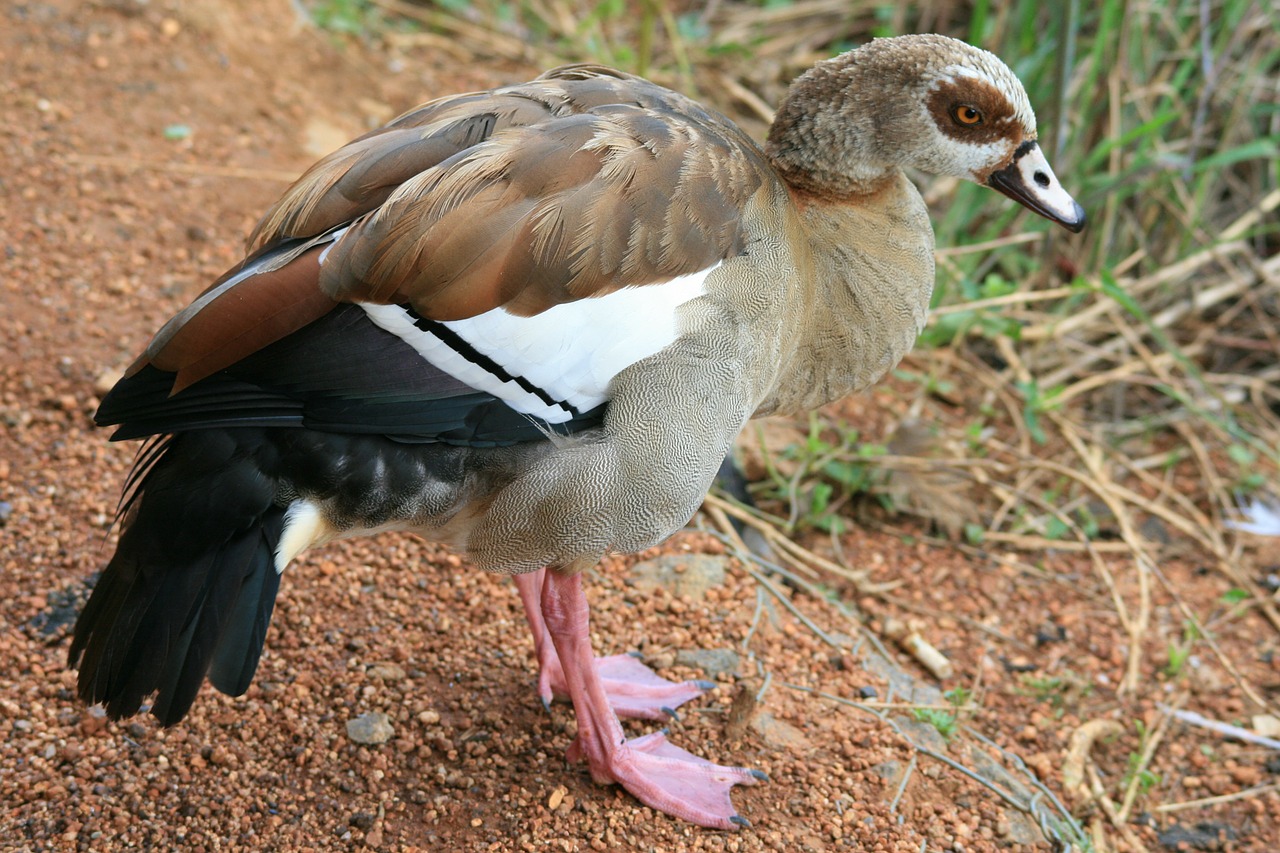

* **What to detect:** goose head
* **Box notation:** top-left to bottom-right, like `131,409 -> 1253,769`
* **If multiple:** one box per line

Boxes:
766,33 -> 1085,232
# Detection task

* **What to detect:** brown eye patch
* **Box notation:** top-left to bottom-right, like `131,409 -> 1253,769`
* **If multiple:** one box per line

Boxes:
927,77 -> 1017,144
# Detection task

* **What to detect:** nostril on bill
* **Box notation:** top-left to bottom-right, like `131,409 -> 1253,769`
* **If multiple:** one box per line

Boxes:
1034,171 -> 1050,188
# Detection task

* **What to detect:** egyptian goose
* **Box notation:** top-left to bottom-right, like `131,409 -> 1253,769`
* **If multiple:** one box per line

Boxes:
70,34 -> 1084,829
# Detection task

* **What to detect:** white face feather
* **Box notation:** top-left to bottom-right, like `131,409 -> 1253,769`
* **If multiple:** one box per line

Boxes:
927,133 -> 1009,183
920,57 -> 1036,182
938,57 -> 1036,134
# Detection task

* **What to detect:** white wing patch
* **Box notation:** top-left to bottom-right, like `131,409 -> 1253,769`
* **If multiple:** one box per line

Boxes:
359,264 -> 715,423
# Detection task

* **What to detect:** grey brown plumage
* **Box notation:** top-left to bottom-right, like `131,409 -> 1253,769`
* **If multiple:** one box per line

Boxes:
255,66 -> 762,315
70,36 -> 1083,828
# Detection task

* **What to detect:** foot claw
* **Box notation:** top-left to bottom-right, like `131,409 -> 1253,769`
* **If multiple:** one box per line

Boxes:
750,769 -> 770,782
729,815 -> 752,828
695,680 -> 717,691
660,706 -> 679,721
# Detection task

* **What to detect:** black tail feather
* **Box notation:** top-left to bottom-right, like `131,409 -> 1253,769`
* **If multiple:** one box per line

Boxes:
69,429 -> 285,726
207,522 -> 284,697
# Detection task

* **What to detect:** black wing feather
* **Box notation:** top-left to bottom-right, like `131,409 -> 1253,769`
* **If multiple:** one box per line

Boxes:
98,304 -> 603,446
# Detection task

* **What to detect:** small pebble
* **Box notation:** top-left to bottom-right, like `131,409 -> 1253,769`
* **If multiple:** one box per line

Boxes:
346,712 -> 394,745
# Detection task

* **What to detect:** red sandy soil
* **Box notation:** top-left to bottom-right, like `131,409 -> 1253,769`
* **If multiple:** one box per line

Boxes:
2,2 -> 1276,850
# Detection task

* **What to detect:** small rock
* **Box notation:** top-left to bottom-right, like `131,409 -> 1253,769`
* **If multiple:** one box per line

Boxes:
365,662 -> 406,682
675,648 -> 740,677
1156,821 -> 1237,850
750,712 -> 810,750
346,712 -> 394,745
871,760 -> 906,788
94,368 -> 124,397
348,812 -> 376,830
629,555 -> 727,601
1203,774 -> 1233,795
1253,714 -> 1280,739
1228,763 -> 1262,787
547,785 -> 567,811
79,707 -> 108,737
994,809 -> 1045,846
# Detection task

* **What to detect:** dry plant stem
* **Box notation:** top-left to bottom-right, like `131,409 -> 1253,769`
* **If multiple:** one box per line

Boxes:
1154,783 -> 1280,814
1051,413 -> 1152,695
978,533 -> 1132,553
705,494 -> 883,588
382,30 -> 482,64
1122,321 -> 1274,603
745,568 -> 848,650
711,71 -> 775,124
1053,350 -> 1181,407
1105,435 -> 1280,634
926,284 -> 1075,317
1158,705 -> 1280,750
782,683 -> 981,718
888,753 -> 916,814
1222,187 -> 1280,241
61,153 -> 299,182
1023,239 -> 1248,347
700,503 -> 970,685
1086,764 -> 1152,853
369,0 -> 548,65
711,484 -> 1018,650
932,230 -> 1045,259
1116,695 -> 1184,824
778,685 -> 1046,819
1061,718 -> 1124,793
978,445 -> 1139,646
928,347 -> 1036,531
1146,561 -> 1277,714
702,501 -> 752,563
881,618 -> 953,680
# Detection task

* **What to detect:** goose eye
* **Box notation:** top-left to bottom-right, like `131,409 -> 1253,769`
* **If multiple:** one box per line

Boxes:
953,105 -> 983,126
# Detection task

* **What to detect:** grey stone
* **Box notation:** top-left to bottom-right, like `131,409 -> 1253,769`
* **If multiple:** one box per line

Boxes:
629,554 -> 727,601
674,648 -> 740,677
346,712 -> 394,745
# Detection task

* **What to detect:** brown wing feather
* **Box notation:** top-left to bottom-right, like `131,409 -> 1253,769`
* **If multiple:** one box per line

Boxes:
139,247 -> 334,394
137,66 -> 771,392
251,65 -> 768,321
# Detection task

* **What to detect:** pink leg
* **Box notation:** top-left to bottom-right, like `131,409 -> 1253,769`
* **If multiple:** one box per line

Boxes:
513,569 -> 713,720
539,569 -> 763,829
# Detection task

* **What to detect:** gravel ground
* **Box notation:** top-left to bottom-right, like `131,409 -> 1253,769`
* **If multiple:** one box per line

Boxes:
3,2 -> 1277,850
